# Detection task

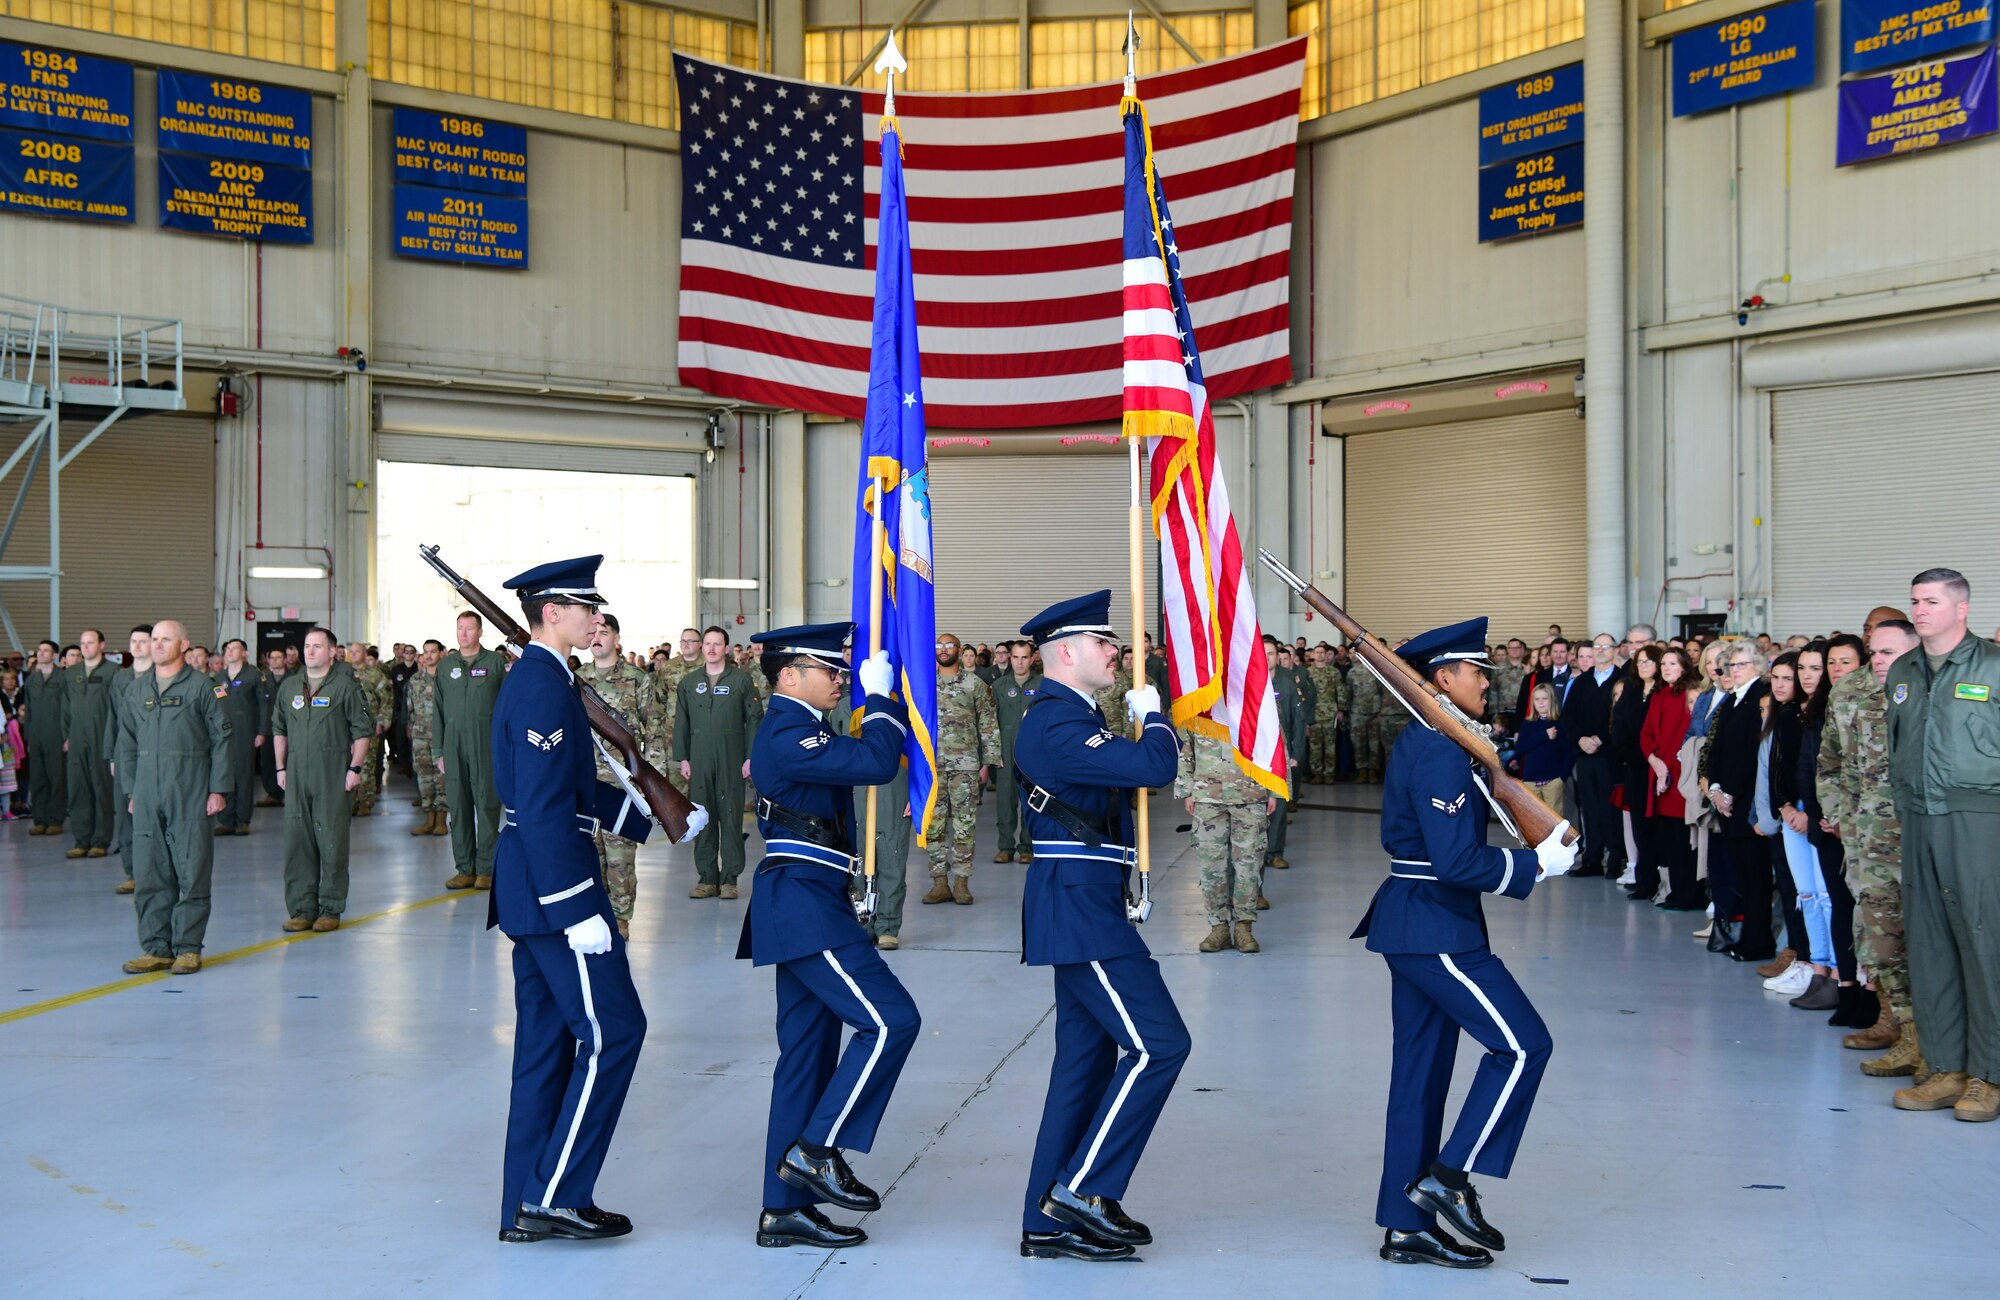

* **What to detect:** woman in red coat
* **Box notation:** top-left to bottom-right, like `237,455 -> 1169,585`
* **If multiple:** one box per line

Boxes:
1639,646 -> 1701,909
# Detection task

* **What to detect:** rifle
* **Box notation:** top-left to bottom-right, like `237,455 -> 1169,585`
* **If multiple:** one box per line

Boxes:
419,544 -> 701,843
1257,550 -> 1576,849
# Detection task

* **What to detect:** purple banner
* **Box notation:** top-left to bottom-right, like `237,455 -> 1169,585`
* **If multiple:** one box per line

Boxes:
1838,44 -> 1998,165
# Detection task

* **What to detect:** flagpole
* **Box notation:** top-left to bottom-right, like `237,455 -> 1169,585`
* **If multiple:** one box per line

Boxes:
1123,13 -> 1152,900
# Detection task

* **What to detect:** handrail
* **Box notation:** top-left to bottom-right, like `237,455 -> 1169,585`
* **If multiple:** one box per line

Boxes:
0,292 -> 185,406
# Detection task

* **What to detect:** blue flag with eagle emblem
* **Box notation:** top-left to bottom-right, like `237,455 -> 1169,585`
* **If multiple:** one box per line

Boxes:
848,110 -> 941,844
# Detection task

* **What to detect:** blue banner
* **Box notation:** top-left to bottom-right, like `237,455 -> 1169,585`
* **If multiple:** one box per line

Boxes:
158,150 -> 311,242
1478,63 -> 1584,167
1,41 -> 133,142
157,69 -> 311,168
1842,0 -> 1995,73
1479,143 -> 1584,241
0,126 -> 132,224
392,107 -> 527,197
1838,43 -> 1998,162
1673,0 -> 1818,115
392,183 -> 528,267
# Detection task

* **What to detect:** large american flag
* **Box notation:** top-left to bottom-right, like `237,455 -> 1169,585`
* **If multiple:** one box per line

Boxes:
673,41 -> 1304,429
1122,92 -> 1289,799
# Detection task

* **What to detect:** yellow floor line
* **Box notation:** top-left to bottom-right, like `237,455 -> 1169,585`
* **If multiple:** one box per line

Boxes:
0,889 -> 478,1027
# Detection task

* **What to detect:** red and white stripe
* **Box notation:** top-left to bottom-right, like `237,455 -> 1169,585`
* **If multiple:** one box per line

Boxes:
677,40 -> 1304,429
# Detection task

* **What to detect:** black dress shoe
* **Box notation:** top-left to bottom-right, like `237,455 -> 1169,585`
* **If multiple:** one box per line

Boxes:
498,1227 -> 541,1244
513,1204 -> 633,1240
757,1205 -> 867,1249
1380,1226 -> 1493,1268
1039,1183 -> 1150,1245
1020,1228 -> 1138,1261
776,1143 -> 881,1211
1570,863 -> 1605,878
1404,1175 -> 1504,1251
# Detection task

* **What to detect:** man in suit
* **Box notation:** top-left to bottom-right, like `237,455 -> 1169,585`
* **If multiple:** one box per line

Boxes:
1012,591 -> 1188,1263
1558,638 -> 1619,876
1361,617 -> 1578,1270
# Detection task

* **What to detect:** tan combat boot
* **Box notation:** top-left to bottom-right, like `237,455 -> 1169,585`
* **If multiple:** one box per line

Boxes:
121,954 -> 172,974
473,875 -> 492,890
1198,923 -> 1232,953
719,882 -> 739,900
411,812 -> 433,837
170,952 -> 202,975
1955,1077 -> 2000,1123
444,873 -> 476,890
992,851 -> 1014,864
951,877 -> 974,905
65,846 -> 87,859
1233,920 -> 1260,953
876,934 -> 899,950
921,877 -> 953,905
312,916 -> 339,933
689,882 -> 719,899
114,879 -> 135,895
1893,1071 -> 1968,1111
87,846 -> 108,857
282,917 -> 312,933
1017,849 -> 1035,865
1256,895 -> 1271,910
1269,856 -> 1290,870
431,811 -> 451,836
1863,1023 -> 1927,1078
1845,1000 -> 1898,1051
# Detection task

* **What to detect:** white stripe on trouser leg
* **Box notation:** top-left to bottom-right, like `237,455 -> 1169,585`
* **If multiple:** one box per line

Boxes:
1068,961 -> 1150,1193
1438,953 -> 1525,1170
821,949 -> 888,1148
538,949 -> 604,1207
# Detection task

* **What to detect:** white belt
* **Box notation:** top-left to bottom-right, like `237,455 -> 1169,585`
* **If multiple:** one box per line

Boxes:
1032,839 -> 1138,867
760,839 -> 859,875
500,806 -> 599,838
1389,858 -> 1438,881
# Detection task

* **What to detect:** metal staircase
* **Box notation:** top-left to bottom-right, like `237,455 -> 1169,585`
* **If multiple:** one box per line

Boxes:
0,293 -> 187,648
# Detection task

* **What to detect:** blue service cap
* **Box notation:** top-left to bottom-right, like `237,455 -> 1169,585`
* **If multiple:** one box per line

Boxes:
1396,617 -> 1495,674
752,621 -> 854,671
503,555 -> 608,606
1020,590 -> 1117,648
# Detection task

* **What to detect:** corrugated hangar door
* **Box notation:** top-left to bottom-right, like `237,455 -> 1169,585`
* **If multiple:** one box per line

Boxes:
927,451 -> 1160,647
1343,408 -> 1586,644
0,411 -> 217,651
1771,372 -> 2000,637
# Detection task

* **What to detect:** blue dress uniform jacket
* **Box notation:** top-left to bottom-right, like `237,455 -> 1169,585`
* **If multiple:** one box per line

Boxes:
489,642 -> 652,1231
489,644 -> 652,936
739,691 -> 908,965
742,687 -> 922,1212
1363,720 -> 1553,1234
1354,722 -> 1538,953
1011,680 -> 1182,966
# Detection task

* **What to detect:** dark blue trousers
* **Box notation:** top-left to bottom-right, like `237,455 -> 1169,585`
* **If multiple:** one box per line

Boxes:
1021,954 -> 1192,1231
1376,949 -> 1552,1232
500,932 -> 646,1231
761,939 -> 921,1210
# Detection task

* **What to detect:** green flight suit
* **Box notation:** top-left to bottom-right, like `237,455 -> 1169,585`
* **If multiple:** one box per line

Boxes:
271,669 -> 373,920
674,664 -> 762,886
106,665 -> 149,879
117,664 -> 232,958
23,664 -> 66,828
62,658 -> 118,849
434,646 -> 507,881
212,661 -> 265,831
991,671 -> 1043,857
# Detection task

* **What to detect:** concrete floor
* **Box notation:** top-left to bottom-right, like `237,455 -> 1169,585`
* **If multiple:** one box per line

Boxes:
4,778 -> 1995,1299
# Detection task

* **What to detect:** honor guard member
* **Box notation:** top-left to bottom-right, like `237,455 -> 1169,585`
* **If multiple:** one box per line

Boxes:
61,630 -> 118,857
1360,618 -> 1576,1270
211,640 -> 265,835
1013,592 -> 1189,1263
436,612 -> 508,890
742,624 -> 921,1251
271,629 -> 373,932
491,556 -> 661,1245
991,642 -> 1043,864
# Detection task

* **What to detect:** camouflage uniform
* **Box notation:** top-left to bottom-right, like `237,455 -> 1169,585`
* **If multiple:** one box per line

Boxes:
1306,663 -> 1348,781
578,657 -> 665,924
351,664 -> 394,813
1176,730 -> 1269,926
1487,660 -> 1526,729
655,656 -> 700,798
1096,666 -> 1132,738
1349,664 -> 1385,779
1378,698 -> 1413,761
1818,667 -> 1908,1019
406,667 -> 443,813
926,669 -> 1000,882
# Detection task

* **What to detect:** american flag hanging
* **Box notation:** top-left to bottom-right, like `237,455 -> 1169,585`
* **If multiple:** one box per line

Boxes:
673,41 -> 1304,430
1122,91 -> 1289,799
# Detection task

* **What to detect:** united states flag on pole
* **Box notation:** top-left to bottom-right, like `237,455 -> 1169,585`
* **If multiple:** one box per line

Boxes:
673,41 -> 1303,429
1122,91 -> 1288,799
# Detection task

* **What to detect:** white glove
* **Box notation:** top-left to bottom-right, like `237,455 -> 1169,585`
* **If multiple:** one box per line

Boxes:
677,803 -> 710,845
859,649 -> 894,698
565,914 -> 613,955
1535,822 -> 1579,877
1124,684 -> 1162,720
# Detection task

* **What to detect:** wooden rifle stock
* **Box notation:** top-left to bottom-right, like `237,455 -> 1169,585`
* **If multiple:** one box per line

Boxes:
1255,550 -> 1575,849
418,544 -> 698,842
